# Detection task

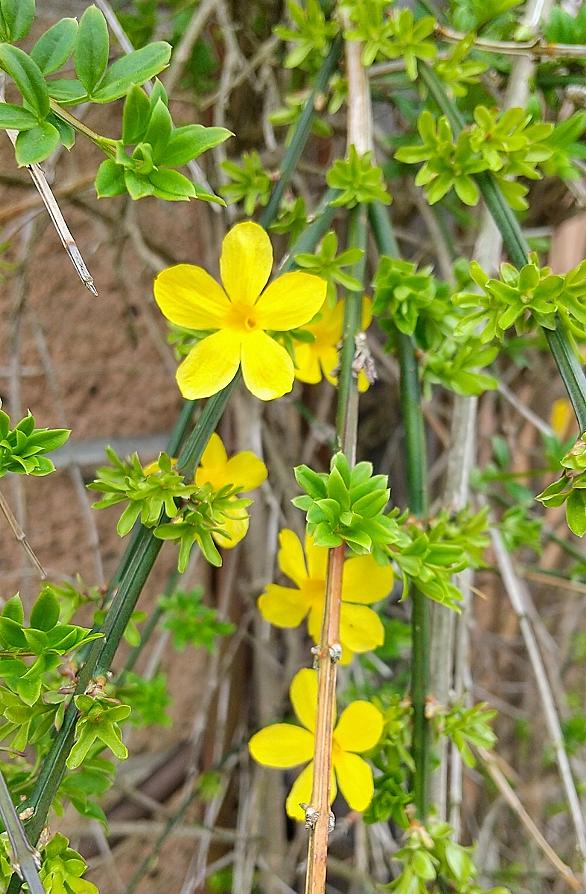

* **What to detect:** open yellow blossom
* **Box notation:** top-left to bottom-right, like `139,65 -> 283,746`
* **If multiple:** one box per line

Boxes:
195,432 -> 267,548
154,221 -> 327,401
294,297 -> 373,392
258,529 -> 393,662
249,668 -> 383,820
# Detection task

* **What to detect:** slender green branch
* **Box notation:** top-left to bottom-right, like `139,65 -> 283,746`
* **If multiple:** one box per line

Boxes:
418,62 -> 586,433
49,100 -> 117,156
0,770 -> 43,894
260,35 -> 343,227
369,202 -> 430,819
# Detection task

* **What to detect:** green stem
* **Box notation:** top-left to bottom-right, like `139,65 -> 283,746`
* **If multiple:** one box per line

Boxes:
336,205 -> 368,453
369,202 -> 430,820
259,35 -> 343,228
418,61 -> 586,433
0,770 -> 43,894
49,100 -> 117,156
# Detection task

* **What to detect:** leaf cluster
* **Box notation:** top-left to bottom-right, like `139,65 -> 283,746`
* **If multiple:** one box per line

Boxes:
434,701 -> 497,767
220,151 -> 273,215
295,230 -> 363,304
0,409 -> 69,478
327,146 -> 392,207
158,588 -> 235,653
274,0 -> 340,70
67,693 -> 131,769
343,2 -> 436,78
536,433 -> 586,537
97,82 -> 230,202
293,452 -> 409,560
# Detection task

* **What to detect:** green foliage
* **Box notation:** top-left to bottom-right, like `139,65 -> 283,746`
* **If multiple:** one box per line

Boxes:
40,833 -> 98,894
275,0 -> 339,69
499,505 -> 542,552
345,4 -> 436,78
327,146 -> 392,207
545,4 -> 586,44
295,231 -> 364,304
57,757 -> 115,825
89,448 -> 251,570
293,452 -> 409,559
536,433 -> 586,536
67,694 -> 131,769
374,257 -> 436,336
435,702 -> 497,767
96,83 -> 230,202
0,0 -> 35,42
220,151 -> 272,214
116,671 -> 171,728
396,107 -> 585,210
159,588 -> 235,652
0,408 -> 69,478
423,338 -> 498,396
389,820 -> 509,894
433,36 -> 487,99
455,254 -> 586,342
270,196 -> 308,243
270,90 -> 333,141
365,696 -> 414,827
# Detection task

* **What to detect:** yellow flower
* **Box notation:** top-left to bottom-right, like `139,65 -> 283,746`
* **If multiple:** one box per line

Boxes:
195,432 -> 267,548
550,397 -> 574,441
154,221 -> 327,401
249,668 -> 383,820
258,529 -> 392,662
294,297 -> 373,392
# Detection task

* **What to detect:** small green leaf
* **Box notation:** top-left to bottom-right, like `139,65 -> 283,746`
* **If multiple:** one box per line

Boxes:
15,121 -> 60,165
0,44 -> 49,118
91,42 -> 172,103
31,18 -> 78,75
2,594 -> 24,624
0,102 -> 38,131
75,5 -> 110,95
95,158 -> 126,197
150,168 -> 196,201
30,588 -> 60,631
0,0 -> 35,41
122,85 -> 150,145
144,97 -> 172,162
567,489 -> 586,537
164,125 -> 233,166
46,78 -> 88,105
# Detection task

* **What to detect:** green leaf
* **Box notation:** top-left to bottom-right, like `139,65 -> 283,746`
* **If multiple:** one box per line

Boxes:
567,489 -> 586,537
0,0 -> 34,41
91,42 -> 172,103
46,78 -> 88,104
164,125 -> 232,166
2,594 -> 24,624
30,588 -> 60,631
50,113 -> 76,149
95,158 -> 126,197
149,168 -> 196,201
122,85 -> 150,145
0,44 -> 49,118
15,120 -> 60,165
31,18 -> 78,75
144,97 -> 172,162
0,101 -> 38,131
75,5 -> 110,95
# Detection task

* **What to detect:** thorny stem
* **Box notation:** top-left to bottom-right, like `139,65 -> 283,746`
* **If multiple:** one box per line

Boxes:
369,202 -> 430,819
305,29 -> 370,894
418,61 -> 586,433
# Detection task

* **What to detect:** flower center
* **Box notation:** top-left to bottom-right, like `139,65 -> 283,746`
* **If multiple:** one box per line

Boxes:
302,579 -> 325,602
227,303 -> 260,333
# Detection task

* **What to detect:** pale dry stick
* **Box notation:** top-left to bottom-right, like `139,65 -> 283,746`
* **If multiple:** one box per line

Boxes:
435,23 -> 586,59
498,381 -> 554,438
89,821 -> 124,894
32,321 -> 104,586
491,525 -> 586,879
476,745 -> 582,892
231,758 -> 258,894
163,0 -> 217,97
0,491 -> 46,580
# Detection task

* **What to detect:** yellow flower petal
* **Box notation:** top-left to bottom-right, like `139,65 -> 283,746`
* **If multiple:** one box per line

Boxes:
333,750 -> 374,812
341,556 -> 393,604
255,272 -> 327,330
241,331 -> 294,401
200,432 -> 228,469
357,369 -> 370,393
551,397 -> 573,440
286,762 -> 337,821
340,603 -> 384,654
319,345 -> 339,386
334,701 -> 383,753
278,529 -> 308,586
290,668 -> 318,732
361,296 -> 373,330
176,330 -> 241,399
213,510 -> 249,549
257,584 -> 311,628
224,452 -> 267,491
220,221 -> 272,305
304,532 -> 328,581
307,602 -> 323,645
294,342 -> 323,385
154,264 -> 231,329
249,723 -> 314,768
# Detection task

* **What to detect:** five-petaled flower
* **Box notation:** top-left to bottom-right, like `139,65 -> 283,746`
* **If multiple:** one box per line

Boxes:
258,529 -> 393,662
249,668 -> 383,820
294,297 -> 373,392
154,221 -> 327,401
196,432 -> 267,548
